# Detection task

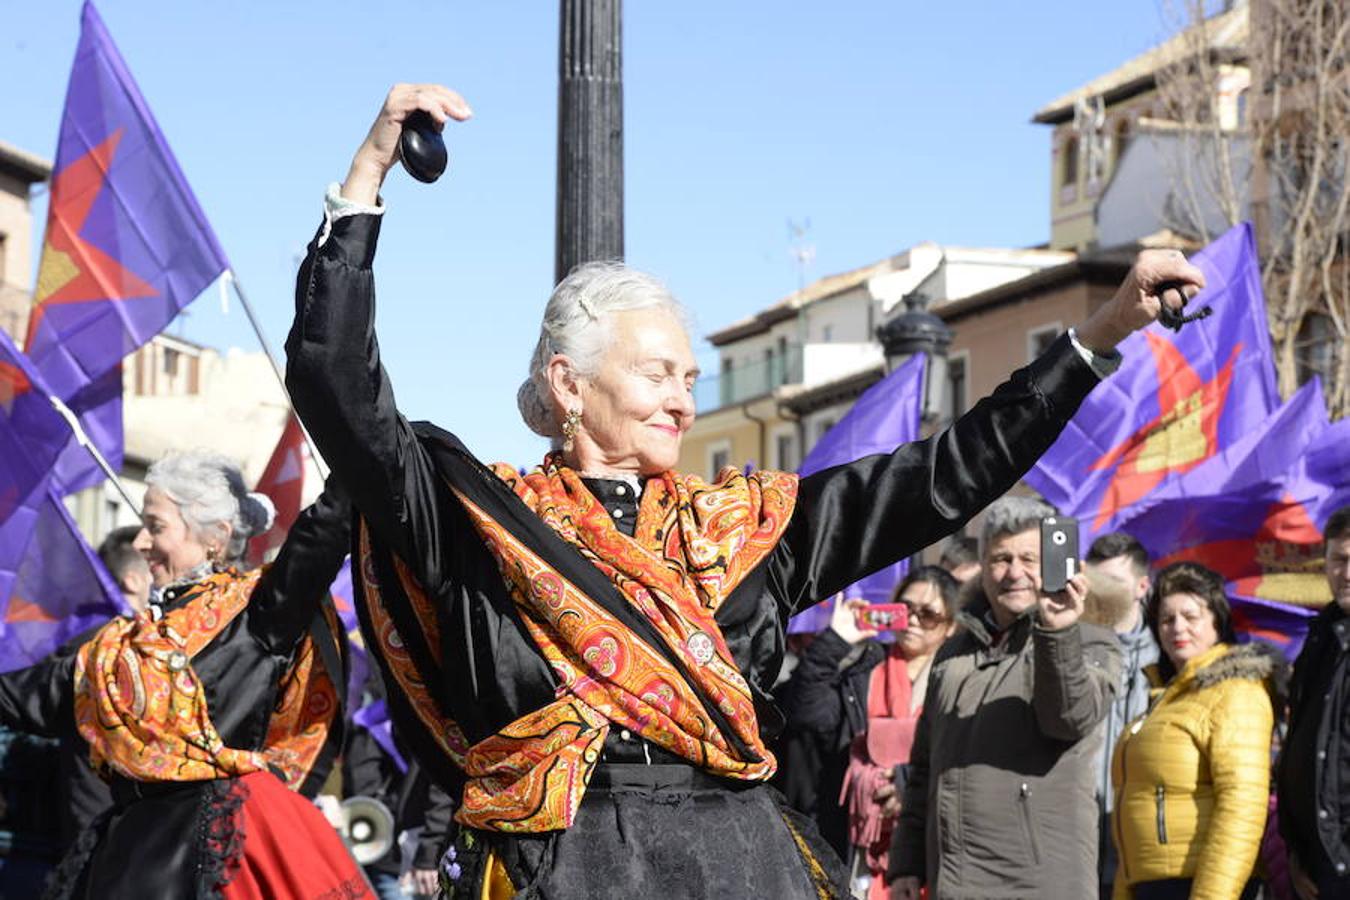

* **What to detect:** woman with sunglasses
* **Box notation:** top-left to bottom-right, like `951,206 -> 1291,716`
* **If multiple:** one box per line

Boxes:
782,566 -> 961,899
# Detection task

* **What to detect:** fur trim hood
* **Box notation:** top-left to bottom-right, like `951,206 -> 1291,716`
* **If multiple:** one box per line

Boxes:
1191,641 -> 1290,709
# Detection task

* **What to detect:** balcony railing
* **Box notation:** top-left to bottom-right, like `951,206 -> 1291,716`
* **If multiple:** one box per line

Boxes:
694,345 -> 804,411
694,342 -> 885,413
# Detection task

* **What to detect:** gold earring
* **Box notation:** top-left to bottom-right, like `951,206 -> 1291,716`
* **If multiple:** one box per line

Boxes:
561,409 -> 582,453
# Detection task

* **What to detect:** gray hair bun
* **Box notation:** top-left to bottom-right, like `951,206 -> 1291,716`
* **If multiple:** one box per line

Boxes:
240,492 -> 277,538
518,261 -> 689,441
517,377 -> 561,439
145,450 -> 273,564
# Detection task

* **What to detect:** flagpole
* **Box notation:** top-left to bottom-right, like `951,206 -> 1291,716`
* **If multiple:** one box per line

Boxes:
47,394 -> 141,515
224,271 -> 330,480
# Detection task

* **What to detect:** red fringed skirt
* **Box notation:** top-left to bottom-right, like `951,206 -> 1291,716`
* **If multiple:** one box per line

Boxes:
222,771 -> 371,900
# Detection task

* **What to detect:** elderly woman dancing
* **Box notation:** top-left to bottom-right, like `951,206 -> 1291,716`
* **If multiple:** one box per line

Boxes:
285,84 -> 1206,898
0,452 -> 360,899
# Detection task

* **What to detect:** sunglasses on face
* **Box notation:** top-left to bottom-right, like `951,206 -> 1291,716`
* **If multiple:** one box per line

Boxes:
900,602 -> 949,629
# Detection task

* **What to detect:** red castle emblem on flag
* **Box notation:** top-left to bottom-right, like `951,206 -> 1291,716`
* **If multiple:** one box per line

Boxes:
1157,495 -> 1330,609
1088,332 -> 1240,531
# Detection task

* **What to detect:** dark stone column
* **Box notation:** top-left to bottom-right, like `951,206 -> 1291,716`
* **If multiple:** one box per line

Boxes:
555,0 -> 624,283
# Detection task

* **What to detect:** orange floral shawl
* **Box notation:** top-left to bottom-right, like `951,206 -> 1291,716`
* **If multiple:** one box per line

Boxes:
73,568 -> 343,791
357,454 -> 797,833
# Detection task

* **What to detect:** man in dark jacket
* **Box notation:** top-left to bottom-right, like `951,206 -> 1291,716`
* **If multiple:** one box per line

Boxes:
1279,506 -> 1350,899
889,497 -> 1121,900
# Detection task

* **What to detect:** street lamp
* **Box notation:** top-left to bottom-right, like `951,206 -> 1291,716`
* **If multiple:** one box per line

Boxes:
556,0 -> 624,283
875,292 -> 954,423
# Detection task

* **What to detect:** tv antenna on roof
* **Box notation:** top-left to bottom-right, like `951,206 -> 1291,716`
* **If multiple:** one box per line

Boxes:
787,217 -> 815,292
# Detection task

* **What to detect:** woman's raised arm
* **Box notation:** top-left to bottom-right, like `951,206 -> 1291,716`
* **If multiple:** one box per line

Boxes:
769,248 -> 1206,613
339,84 -> 471,205
284,86 -> 472,587
247,482 -> 352,655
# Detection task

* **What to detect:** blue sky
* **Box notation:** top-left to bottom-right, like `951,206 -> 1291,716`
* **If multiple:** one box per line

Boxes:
4,1 -> 1179,468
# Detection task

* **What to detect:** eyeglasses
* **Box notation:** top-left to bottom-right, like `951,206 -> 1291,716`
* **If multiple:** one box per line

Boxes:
901,602 -> 949,629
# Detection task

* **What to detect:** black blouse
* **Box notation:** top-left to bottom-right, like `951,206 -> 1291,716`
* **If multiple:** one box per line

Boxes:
285,211 -> 1103,766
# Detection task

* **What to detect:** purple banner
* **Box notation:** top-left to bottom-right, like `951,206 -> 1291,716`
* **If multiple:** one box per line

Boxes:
352,698 -> 408,775
1115,381 -> 1346,657
1026,223 -> 1279,545
328,557 -> 370,713
0,484 -> 128,673
49,365 -> 123,495
0,330 -> 73,527
24,0 -> 228,484
789,352 -> 926,633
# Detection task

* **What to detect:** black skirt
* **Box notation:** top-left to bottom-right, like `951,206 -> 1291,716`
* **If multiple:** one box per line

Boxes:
443,764 -> 848,899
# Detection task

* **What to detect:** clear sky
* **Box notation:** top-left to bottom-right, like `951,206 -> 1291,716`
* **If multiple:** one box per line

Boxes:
3,1 -> 1179,469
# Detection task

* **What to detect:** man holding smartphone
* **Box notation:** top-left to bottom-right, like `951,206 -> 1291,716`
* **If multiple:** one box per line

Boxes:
888,496 -> 1121,900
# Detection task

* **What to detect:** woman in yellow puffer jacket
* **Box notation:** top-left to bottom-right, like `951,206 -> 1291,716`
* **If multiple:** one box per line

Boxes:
1111,562 -> 1285,900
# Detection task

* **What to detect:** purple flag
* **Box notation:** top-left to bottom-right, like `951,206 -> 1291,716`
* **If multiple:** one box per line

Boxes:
789,352 -> 926,633
1118,378 -> 1328,525
352,698 -> 408,775
340,555 -> 402,773
0,484 -> 128,673
1115,381 -> 1343,657
49,366 -> 123,495
0,330 -> 74,526
1026,223 -> 1279,545
24,0 -> 228,485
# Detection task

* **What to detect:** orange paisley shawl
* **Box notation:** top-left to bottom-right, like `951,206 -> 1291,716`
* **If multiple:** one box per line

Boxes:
73,568 -> 343,791
356,455 -> 798,833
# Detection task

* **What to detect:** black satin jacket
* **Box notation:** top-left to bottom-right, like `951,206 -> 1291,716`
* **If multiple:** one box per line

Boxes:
0,488 -> 351,899
285,212 -> 1103,788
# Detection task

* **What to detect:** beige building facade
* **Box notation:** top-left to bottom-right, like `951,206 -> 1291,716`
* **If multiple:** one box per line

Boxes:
680,245 -> 1074,480
1034,4 -> 1250,251
0,140 -> 50,343
937,251 -> 1134,406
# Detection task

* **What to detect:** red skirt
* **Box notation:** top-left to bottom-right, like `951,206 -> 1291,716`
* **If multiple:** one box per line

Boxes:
222,771 -> 371,900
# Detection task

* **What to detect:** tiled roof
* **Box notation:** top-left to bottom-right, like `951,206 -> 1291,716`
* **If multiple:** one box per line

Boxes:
0,140 -> 52,183
706,255 -> 908,346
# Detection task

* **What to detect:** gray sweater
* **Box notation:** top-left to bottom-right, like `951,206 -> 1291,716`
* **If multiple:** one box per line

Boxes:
1097,611 -> 1159,813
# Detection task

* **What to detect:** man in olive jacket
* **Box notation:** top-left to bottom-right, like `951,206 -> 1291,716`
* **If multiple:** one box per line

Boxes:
889,497 -> 1121,900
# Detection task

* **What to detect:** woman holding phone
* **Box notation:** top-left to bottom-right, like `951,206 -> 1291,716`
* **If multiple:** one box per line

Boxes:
782,567 -> 961,898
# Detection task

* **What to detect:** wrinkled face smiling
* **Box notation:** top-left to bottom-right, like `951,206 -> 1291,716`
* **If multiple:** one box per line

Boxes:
982,528 -> 1042,629
571,308 -> 699,476
132,487 -> 221,588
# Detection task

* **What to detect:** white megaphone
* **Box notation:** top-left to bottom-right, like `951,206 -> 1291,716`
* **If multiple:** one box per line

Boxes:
338,795 -> 396,866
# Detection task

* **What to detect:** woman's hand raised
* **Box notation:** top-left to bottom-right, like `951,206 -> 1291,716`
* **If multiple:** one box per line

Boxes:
342,84 -> 473,205
1074,248 -> 1207,352
828,594 -> 877,645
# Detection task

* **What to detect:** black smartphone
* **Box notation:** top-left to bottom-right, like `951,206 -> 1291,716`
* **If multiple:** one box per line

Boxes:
1040,516 -> 1079,594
